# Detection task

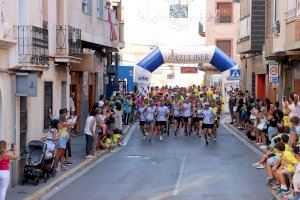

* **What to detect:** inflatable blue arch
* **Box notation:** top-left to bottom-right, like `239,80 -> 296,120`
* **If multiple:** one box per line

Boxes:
137,46 -> 237,72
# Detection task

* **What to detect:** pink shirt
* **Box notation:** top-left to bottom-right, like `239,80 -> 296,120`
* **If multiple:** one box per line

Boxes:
0,155 -> 9,170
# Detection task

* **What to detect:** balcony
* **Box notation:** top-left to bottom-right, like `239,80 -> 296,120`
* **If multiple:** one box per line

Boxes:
55,25 -> 82,63
15,25 -> 49,69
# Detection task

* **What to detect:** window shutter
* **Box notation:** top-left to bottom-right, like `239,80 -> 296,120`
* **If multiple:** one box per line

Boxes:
216,40 -> 232,58
217,3 -> 232,23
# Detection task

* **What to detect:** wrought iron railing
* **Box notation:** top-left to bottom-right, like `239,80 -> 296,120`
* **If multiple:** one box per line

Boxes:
216,17 -> 232,23
285,8 -> 297,23
56,25 -> 82,58
16,25 -> 49,66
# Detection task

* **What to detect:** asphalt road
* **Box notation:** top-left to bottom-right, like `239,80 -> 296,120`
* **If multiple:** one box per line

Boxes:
49,124 -> 271,200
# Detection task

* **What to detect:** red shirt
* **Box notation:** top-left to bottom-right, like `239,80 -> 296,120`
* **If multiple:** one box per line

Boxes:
0,154 -> 9,170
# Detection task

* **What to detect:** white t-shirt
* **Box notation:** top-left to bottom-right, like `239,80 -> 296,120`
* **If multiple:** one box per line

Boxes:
145,106 -> 156,121
138,106 -> 146,121
84,116 -> 96,136
202,109 -> 214,124
173,104 -> 180,117
156,106 -> 169,121
99,100 -> 105,108
288,103 -> 300,118
293,163 -> 300,192
183,103 -> 192,117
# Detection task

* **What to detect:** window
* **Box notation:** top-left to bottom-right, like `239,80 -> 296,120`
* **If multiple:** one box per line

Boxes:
97,0 -> 104,19
274,0 -> 280,23
169,4 -> 188,18
216,3 -> 232,23
216,40 -> 232,58
20,97 -> 27,159
44,82 -> 53,130
82,0 -> 92,15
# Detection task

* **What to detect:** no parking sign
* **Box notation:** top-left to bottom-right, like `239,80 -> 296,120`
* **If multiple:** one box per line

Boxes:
268,61 -> 279,83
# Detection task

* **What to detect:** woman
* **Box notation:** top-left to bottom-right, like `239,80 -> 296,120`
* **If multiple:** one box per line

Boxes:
54,114 -> 75,171
123,95 -> 132,126
0,140 -> 17,200
114,101 -> 123,135
84,108 -> 101,158
283,92 -> 300,118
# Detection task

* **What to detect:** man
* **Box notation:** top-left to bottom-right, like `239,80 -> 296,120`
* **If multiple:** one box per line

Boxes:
267,101 -> 283,142
228,91 -> 236,124
155,100 -> 169,141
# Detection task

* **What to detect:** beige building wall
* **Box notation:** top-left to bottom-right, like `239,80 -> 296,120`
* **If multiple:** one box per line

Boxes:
205,0 -> 240,64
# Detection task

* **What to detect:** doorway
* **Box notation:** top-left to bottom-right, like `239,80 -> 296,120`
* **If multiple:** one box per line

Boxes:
256,74 -> 266,100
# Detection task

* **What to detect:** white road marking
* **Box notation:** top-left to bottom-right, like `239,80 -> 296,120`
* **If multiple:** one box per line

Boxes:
172,156 -> 186,196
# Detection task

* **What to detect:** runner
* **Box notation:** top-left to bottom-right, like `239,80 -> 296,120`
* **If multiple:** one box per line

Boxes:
165,98 -> 173,135
155,99 -> 169,141
144,100 -> 156,143
202,102 -> 215,145
172,97 -> 182,137
182,97 -> 192,136
137,101 -> 147,140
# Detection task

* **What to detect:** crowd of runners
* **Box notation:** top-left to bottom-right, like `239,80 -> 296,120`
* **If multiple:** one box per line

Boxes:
136,85 -> 223,145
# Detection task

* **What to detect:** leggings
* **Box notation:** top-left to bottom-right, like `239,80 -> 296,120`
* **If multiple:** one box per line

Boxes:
86,134 -> 94,156
0,170 -> 9,200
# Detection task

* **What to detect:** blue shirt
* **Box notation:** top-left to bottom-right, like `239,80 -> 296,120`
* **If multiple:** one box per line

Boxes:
123,99 -> 131,113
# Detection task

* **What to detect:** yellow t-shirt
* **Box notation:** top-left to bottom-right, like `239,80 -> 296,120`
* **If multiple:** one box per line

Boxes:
280,150 -> 298,173
283,116 -> 291,127
60,129 -> 68,137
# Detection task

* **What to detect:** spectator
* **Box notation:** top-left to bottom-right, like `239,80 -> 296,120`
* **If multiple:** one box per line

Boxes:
289,116 -> 300,145
99,95 -> 105,108
293,143 -> 300,200
0,140 -> 17,200
114,101 -> 123,134
267,101 -> 283,143
123,95 -> 132,125
228,91 -> 236,124
84,108 -> 101,159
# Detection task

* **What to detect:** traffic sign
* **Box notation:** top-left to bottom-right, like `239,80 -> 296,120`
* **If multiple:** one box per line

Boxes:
229,68 -> 241,80
268,61 -> 279,83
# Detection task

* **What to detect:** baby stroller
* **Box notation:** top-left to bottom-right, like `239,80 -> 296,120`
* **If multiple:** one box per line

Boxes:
21,140 -> 46,186
43,139 -> 57,182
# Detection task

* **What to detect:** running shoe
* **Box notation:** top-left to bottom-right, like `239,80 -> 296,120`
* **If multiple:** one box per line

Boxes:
252,162 -> 260,168
256,164 -> 264,169
266,178 -> 275,186
160,136 -> 163,141
213,137 -> 217,143
148,138 -> 152,143
276,189 -> 289,195
174,133 -> 177,137
206,140 -> 208,145
142,136 -> 146,140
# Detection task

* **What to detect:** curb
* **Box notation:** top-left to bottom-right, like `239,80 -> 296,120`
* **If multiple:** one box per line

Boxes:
25,125 -> 134,200
222,123 -> 283,200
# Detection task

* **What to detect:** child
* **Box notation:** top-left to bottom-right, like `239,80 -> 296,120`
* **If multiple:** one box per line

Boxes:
292,143 -> 300,200
274,142 -> 298,194
290,116 -> 300,145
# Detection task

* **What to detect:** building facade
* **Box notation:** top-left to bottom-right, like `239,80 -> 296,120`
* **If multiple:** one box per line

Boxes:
200,0 -> 241,86
265,0 -> 300,101
236,0 -> 271,101
0,0 -> 122,185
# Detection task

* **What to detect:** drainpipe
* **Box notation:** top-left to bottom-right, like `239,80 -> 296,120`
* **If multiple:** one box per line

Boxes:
12,74 -> 17,186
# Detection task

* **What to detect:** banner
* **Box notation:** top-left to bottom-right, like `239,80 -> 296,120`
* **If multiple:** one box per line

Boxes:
135,66 -> 151,95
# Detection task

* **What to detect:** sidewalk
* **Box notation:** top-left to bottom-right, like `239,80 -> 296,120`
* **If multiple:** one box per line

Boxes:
222,120 -> 283,200
6,125 -> 132,200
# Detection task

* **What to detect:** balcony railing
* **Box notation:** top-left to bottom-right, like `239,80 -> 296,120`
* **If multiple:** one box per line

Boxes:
237,16 -> 250,42
56,25 -> 82,58
285,8 -> 297,23
216,17 -> 232,23
16,25 -> 49,66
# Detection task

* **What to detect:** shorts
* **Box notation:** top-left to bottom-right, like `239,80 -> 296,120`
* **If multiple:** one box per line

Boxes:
193,117 -> 200,123
168,116 -> 173,121
202,123 -> 213,129
183,116 -> 191,123
156,121 -> 167,126
140,121 -> 146,126
57,137 -> 68,149
174,116 -> 182,121
146,120 -> 154,125
267,155 -> 278,166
